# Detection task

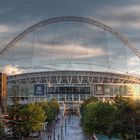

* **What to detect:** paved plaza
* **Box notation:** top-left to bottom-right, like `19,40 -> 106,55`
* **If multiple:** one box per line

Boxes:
41,115 -> 90,140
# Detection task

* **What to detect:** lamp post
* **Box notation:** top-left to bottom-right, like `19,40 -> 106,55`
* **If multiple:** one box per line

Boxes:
134,121 -> 136,140
53,122 -> 55,140
65,118 -> 66,134
60,109 -> 64,140
132,118 -> 136,140
61,124 -> 63,140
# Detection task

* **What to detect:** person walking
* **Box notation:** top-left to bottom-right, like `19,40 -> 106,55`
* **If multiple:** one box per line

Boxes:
48,135 -> 50,140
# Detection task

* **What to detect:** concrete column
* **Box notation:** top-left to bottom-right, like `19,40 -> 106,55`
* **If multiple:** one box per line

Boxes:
65,94 -> 66,101
72,94 -> 74,101
58,94 -> 59,102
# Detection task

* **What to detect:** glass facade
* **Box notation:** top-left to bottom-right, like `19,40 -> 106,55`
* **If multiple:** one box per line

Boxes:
7,83 -> 140,104
95,84 -> 140,96
47,87 -> 90,94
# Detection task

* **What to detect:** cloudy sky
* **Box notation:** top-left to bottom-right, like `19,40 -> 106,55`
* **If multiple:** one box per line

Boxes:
0,0 -> 140,75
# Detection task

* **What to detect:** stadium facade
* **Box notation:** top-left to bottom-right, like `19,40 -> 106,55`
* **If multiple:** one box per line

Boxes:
7,70 -> 140,105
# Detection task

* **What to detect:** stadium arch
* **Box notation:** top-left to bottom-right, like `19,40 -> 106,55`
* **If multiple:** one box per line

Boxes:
1,16 -> 140,115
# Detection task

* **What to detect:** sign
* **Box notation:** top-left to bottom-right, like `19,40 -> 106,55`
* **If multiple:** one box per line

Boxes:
96,85 -> 104,95
34,84 -> 44,95
48,87 -> 90,94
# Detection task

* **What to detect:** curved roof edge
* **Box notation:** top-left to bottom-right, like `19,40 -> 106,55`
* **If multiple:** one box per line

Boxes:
8,70 -> 140,84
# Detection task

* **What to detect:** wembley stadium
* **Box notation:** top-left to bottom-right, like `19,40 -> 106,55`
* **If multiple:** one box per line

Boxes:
0,16 -> 140,107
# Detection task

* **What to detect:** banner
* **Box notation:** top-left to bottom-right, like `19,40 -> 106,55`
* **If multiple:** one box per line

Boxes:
34,84 -> 44,95
96,85 -> 104,95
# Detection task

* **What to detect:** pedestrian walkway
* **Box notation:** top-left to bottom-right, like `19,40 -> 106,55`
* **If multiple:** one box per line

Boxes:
63,115 -> 90,140
41,115 -> 90,140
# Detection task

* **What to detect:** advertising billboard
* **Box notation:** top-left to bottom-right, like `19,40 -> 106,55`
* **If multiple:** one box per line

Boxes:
34,84 -> 45,95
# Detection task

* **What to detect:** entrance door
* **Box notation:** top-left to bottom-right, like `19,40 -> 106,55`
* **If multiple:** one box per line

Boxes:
66,94 -> 72,101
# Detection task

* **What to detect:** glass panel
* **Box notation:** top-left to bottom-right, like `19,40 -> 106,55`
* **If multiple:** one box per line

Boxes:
59,94 -> 65,101
80,94 -> 86,101
73,94 -> 79,101
66,94 -> 72,101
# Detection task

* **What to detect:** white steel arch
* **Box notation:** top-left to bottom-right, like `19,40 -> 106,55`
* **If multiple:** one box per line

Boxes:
0,16 -> 140,58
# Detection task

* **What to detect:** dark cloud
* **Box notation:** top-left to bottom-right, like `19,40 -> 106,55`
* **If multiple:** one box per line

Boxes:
0,0 -> 140,74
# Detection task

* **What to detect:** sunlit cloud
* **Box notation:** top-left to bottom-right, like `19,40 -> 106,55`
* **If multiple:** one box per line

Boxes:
2,64 -> 23,75
126,56 -> 140,74
128,56 -> 140,66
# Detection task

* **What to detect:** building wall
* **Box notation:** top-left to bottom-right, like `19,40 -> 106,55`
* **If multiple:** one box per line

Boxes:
0,73 -> 7,112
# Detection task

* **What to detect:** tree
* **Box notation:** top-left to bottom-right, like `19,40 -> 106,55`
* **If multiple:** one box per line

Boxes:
0,122 -> 4,138
80,97 -> 98,115
49,99 -> 60,114
26,103 -> 46,133
81,101 -> 114,135
37,101 -> 49,122
110,96 -> 136,139
6,101 -> 25,138
47,99 -> 60,123
80,96 -> 139,139
6,102 -> 46,138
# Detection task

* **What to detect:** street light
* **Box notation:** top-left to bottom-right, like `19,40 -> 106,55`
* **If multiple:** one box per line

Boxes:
60,109 -> 64,140
53,121 -> 55,140
65,118 -> 66,134
61,124 -> 63,140
132,118 -> 137,140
